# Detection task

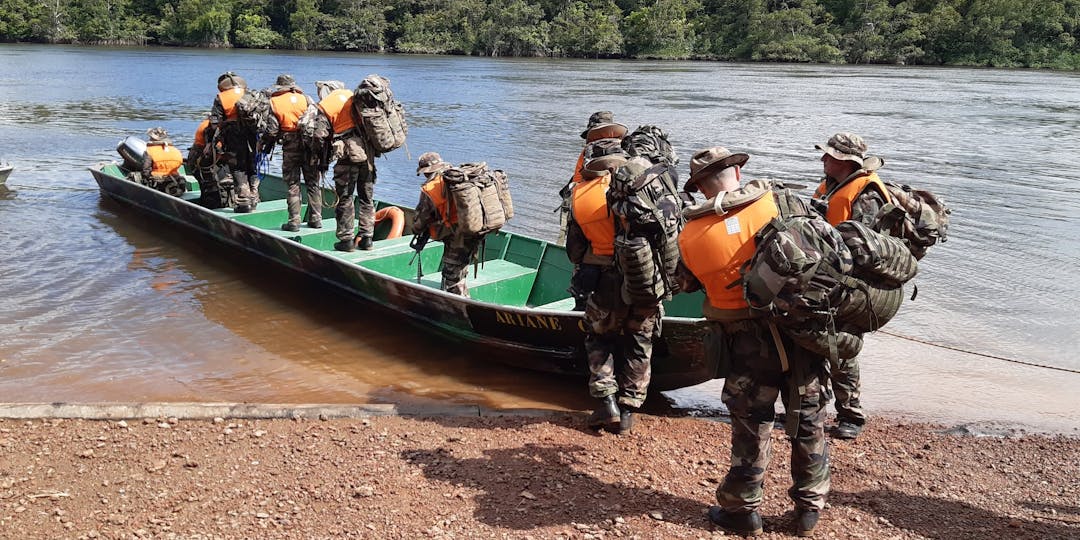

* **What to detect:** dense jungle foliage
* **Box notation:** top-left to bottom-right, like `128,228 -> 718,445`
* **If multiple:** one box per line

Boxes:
3,0 -> 1080,69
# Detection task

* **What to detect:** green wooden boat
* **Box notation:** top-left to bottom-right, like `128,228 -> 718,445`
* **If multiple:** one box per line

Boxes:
89,162 -> 717,391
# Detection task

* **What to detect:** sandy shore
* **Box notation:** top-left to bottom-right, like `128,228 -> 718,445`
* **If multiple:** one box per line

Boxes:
1,412 -> 1077,539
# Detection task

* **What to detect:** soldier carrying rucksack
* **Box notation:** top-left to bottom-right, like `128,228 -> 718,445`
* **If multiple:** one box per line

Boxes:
208,71 -> 260,212
258,74 -> 322,232
675,146 -> 830,538
410,153 -> 513,297
809,132 -> 949,440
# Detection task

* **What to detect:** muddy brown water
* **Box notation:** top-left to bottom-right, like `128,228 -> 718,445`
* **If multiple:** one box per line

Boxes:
0,45 -> 1077,434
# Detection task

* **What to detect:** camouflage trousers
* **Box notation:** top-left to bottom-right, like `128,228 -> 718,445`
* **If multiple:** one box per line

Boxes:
714,318 -> 830,513
584,266 -> 662,409
220,126 -> 258,209
440,233 -> 483,297
281,134 -> 322,227
830,353 -> 865,426
332,158 -> 376,242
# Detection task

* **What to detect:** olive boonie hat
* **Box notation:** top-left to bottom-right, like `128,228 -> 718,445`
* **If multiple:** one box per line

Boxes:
580,111 -> 614,139
685,146 -> 749,192
146,127 -> 169,142
275,73 -> 296,86
581,154 -> 627,179
416,151 -> 450,175
585,122 -> 629,143
816,132 -> 867,166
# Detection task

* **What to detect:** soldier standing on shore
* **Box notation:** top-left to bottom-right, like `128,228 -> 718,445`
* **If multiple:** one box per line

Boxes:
810,132 -> 892,440
677,147 -> 830,537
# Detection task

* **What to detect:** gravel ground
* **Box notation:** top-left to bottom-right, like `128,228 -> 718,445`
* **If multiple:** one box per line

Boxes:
1,414 -> 1077,539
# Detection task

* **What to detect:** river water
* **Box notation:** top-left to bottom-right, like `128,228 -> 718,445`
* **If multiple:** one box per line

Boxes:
0,45 -> 1077,434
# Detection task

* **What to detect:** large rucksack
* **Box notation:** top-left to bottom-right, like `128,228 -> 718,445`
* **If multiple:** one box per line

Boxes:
444,162 -> 513,236
607,126 -> 683,304
354,74 -> 407,155
741,201 -> 919,361
872,182 -> 951,260
234,88 -> 272,135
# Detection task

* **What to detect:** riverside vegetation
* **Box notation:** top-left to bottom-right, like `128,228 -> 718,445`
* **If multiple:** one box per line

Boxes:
2,0 -> 1080,69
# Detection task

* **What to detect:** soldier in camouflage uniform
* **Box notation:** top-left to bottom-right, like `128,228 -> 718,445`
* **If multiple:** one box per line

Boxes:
810,132 -> 892,440
567,154 -> 662,435
411,152 -> 482,296
259,74 -> 322,231
676,147 -> 829,537
208,72 -> 259,212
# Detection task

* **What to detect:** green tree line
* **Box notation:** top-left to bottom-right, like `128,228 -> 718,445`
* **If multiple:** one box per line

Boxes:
3,0 -> 1080,69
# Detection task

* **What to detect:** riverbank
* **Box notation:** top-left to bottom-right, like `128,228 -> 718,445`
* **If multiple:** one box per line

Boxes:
2,411 -> 1077,539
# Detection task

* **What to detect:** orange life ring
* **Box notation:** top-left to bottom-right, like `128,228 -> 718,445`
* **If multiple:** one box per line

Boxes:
373,206 -> 405,240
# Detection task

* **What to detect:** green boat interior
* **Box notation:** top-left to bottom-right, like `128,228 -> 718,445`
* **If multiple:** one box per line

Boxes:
104,163 -> 703,317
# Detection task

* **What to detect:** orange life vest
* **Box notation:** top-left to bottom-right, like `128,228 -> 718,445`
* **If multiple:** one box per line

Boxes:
571,149 -> 586,184
421,173 -> 456,237
813,171 -> 891,226
217,87 -> 245,121
318,89 -> 356,136
678,194 -> 780,310
193,118 -> 210,148
270,91 -> 308,133
572,172 -> 615,256
146,142 -> 183,176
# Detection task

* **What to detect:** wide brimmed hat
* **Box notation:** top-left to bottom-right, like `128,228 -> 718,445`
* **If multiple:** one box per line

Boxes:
580,111 -> 614,138
581,154 -> 627,179
146,127 -> 169,142
816,132 -> 867,166
276,74 -> 296,86
585,123 -> 628,143
416,151 -> 450,175
685,146 -> 749,192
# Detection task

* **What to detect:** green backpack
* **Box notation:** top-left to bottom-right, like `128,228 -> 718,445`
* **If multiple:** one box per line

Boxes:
742,204 -> 919,361
872,182 -> 951,260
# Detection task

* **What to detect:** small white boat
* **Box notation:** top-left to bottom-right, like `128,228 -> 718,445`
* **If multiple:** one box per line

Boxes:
0,164 -> 12,184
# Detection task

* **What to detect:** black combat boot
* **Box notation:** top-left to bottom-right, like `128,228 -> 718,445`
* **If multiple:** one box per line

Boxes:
708,506 -> 763,537
795,508 -> 819,537
334,239 -> 356,252
617,406 -> 636,435
831,421 -> 864,440
357,236 -> 373,250
281,222 -> 300,232
586,395 -> 620,432
307,220 -> 322,229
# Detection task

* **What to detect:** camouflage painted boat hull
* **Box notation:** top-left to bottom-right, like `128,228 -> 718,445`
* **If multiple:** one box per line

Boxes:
89,162 -> 716,391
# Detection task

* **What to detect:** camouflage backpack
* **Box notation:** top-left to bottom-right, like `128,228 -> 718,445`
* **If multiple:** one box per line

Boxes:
354,74 -> 407,156
607,126 -> 683,304
234,88 -> 272,135
444,162 -> 512,236
742,202 -> 918,362
872,182 -> 951,260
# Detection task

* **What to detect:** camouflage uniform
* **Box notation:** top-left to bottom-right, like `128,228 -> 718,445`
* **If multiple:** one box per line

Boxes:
209,89 -> 259,210
279,133 -> 323,227
567,212 -> 659,410
582,265 -> 661,409
712,318 -> 831,514
439,233 -> 483,296
812,132 -> 885,430
263,81 -> 322,228
333,158 -> 376,243
411,153 -> 481,297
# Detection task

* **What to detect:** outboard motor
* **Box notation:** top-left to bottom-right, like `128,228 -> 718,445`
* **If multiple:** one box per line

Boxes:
117,136 -> 148,171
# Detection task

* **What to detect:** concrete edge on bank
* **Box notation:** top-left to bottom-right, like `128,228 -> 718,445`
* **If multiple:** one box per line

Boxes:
0,402 -> 582,421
